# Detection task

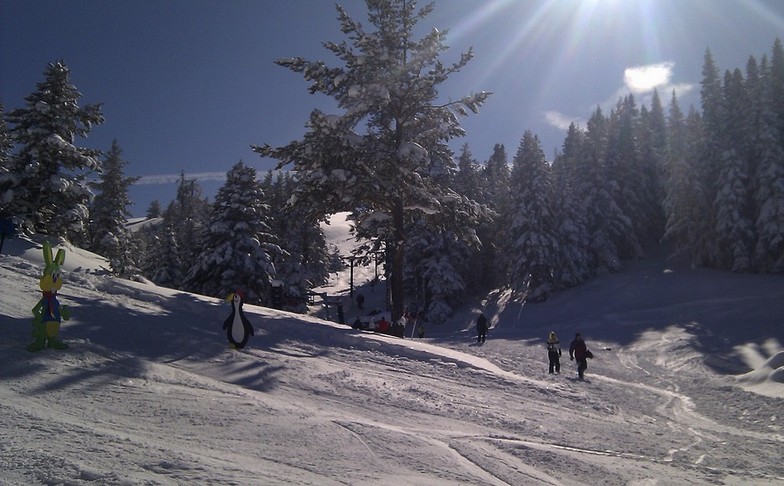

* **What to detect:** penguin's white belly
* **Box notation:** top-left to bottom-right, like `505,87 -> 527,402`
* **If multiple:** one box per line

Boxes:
231,314 -> 245,342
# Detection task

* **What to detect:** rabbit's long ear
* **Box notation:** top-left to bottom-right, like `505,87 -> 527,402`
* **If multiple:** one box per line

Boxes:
43,241 -> 53,266
55,249 -> 66,266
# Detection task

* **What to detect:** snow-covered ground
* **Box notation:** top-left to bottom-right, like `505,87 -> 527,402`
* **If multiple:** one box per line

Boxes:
1,214 -> 782,485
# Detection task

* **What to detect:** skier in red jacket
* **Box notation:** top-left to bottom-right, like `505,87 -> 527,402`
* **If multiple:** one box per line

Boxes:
569,333 -> 591,380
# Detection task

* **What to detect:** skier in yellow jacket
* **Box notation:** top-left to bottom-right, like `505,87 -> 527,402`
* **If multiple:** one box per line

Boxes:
546,331 -> 562,374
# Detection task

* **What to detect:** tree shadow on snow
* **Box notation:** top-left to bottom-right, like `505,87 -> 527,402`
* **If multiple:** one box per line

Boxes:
434,256 -> 784,376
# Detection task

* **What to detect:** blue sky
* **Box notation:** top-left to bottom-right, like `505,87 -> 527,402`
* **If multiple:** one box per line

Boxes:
3,0 -> 784,217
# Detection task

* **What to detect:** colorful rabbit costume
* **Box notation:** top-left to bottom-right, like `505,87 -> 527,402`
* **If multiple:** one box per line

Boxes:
28,241 -> 71,351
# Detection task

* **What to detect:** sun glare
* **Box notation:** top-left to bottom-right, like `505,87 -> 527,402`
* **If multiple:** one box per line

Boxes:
441,0 -> 784,134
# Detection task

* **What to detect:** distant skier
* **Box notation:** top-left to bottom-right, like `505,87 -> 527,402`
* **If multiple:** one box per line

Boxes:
356,292 -> 365,310
476,311 -> 488,343
546,331 -> 562,374
569,332 -> 593,379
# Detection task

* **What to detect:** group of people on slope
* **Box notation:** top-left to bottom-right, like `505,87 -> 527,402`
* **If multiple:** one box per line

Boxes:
546,331 -> 593,379
476,312 -> 593,379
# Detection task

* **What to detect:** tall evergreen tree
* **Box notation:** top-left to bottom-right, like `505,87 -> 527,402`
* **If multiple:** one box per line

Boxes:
605,95 -> 644,258
551,123 -> 591,287
575,107 -> 628,273
0,103 -> 13,215
146,200 -> 162,219
4,61 -> 104,240
138,222 -> 182,288
506,130 -> 559,302
184,162 -> 279,304
695,49 -> 724,266
749,54 -> 784,272
478,143 -> 510,288
483,143 -> 511,210
663,92 -> 690,260
89,140 -> 140,276
744,56 -> 763,201
714,69 -> 754,271
638,89 -> 668,242
0,104 -> 11,172
254,0 -> 490,321
769,38 -> 784,145
164,172 -> 210,278
404,218 -> 469,323
452,144 -> 489,293
663,100 -> 707,267
454,144 -> 483,202
404,160 -> 481,319
261,170 -> 331,298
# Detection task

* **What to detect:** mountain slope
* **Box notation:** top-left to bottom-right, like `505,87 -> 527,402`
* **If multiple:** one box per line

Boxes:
1,233 -> 782,485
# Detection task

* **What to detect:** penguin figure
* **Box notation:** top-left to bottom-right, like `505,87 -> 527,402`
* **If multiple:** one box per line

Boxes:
223,290 -> 254,349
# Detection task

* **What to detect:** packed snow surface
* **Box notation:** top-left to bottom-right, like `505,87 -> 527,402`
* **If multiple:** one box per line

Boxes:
1,214 -> 782,485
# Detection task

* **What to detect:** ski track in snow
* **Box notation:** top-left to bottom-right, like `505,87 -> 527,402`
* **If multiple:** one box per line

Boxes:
223,331 -> 783,484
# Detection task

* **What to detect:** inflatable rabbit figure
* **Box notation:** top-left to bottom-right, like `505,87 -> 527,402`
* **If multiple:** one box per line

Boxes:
28,241 -> 71,351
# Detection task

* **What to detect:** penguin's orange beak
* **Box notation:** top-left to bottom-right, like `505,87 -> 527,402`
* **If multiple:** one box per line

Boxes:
226,292 -> 235,302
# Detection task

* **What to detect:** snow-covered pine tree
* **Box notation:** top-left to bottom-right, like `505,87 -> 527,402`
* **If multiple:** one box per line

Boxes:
5,61 -> 104,240
397,148 -> 481,320
138,222 -> 182,288
475,143 -> 510,289
744,56 -> 764,208
637,89 -> 668,242
506,130 -> 559,302
551,123 -> 591,288
663,99 -> 707,267
451,144 -> 493,293
89,140 -> 140,277
694,49 -> 725,267
454,144 -> 483,203
184,162 -> 280,304
261,170 -> 330,301
770,39 -> 784,145
663,92 -> 690,261
0,103 -> 13,215
146,200 -> 162,219
750,54 -> 784,272
604,95 -> 644,259
714,69 -> 754,271
575,107 -> 628,274
253,0 -> 490,322
483,144 -> 511,208
0,104 -> 11,171
163,172 -> 210,278
404,217 -> 469,323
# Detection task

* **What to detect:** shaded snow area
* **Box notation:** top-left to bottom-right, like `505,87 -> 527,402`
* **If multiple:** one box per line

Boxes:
1,222 -> 783,485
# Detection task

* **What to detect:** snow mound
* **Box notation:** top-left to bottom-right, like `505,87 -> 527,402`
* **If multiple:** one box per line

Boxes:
736,350 -> 784,397
3,234 -> 110,275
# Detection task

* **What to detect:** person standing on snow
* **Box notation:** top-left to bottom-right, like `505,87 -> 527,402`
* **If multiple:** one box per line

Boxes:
356,292 -> 365,310
569,332 -> 592,379
476,311 -> 489,343
546,331 -> 562,374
